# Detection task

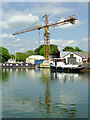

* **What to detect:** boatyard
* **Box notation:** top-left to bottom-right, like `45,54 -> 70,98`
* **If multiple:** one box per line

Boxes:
1,51 -> 90,72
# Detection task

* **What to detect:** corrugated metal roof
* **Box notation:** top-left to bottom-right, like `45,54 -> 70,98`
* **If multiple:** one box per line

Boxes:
60,51 -> 90,58
60,51 -> 70,58
73,52 -> 90,58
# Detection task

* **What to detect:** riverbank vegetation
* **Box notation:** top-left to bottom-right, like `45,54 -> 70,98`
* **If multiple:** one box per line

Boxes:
62,46 -> 83,52
0,45 -> 83,63
0,47 -> 11,63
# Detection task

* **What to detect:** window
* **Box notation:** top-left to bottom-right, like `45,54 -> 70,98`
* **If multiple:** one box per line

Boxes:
70,54 -> 73,58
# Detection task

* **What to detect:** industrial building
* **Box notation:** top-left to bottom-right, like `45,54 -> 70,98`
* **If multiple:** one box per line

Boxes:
63,52 -> 89,64
49,51 -> 90,64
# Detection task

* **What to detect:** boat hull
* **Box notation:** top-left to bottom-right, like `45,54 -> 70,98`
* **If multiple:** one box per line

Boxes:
50,66 -> 85,72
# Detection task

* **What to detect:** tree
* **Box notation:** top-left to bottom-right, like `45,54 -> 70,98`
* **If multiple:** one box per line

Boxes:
39,47 -> 44,56
0,47 -> 10,63
35,44 -> 59,56
74,47 -> 83,52
62,46 -> 75,52
35,48 -> 40,55
35,45 -> 44,55
50,44 -> 59,54
25,50 -> 35,57
10,54 -> 15,59
62,46 -> 83,52
16,52 -> 26,62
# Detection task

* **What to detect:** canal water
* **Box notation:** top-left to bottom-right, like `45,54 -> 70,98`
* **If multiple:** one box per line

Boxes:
0,68 -> 88,118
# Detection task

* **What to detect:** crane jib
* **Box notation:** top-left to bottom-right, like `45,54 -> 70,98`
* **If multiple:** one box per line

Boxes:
12,16 -> 77,36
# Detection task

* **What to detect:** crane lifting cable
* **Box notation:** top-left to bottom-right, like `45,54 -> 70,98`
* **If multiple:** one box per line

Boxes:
38,31 -> 40,44
28,16 -> 44,27
21,16 -> 44,32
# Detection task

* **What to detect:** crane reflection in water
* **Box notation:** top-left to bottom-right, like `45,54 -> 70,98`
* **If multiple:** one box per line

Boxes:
38,68 -> 51,114
38,68 -> 78,117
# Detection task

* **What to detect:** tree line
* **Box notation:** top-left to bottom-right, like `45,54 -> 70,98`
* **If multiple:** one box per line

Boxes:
0,45 -> 83,63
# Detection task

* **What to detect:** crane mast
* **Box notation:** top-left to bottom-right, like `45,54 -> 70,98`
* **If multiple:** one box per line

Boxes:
13,14 -> 77,60
44,14 -> 50,60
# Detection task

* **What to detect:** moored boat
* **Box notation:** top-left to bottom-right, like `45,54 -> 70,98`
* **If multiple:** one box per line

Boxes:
50,58 -> 85,72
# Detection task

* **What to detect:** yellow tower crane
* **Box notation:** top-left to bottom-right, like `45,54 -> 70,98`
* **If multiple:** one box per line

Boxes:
13,14 -> 77,60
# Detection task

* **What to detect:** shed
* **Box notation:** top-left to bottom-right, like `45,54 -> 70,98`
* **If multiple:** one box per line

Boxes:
26,55 -> 45,64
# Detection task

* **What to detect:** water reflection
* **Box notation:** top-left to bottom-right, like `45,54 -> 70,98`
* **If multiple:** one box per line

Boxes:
42,69 -> 50,113
0,69 -> 2,119
37,69 -> 51,114
38,69 -> 78,117
68,103 -> 77,117
1,68 -> 88,118
50,71 -> 84,83
2,69 -> 9,83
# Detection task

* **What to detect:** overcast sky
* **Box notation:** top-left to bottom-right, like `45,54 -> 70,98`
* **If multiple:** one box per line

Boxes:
0,2 -> 88,54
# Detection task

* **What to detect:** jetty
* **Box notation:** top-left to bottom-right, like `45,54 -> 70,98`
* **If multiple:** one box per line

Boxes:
1,63 -> 36,69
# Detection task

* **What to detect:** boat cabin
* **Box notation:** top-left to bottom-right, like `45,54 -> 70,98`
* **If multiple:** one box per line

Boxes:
51,58 -> 66,67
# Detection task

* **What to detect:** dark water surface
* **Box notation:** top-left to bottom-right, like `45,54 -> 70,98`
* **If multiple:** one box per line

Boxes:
1,68 -> 88,118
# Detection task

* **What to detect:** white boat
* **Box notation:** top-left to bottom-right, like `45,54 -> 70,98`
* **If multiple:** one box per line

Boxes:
50,58 -> 85,72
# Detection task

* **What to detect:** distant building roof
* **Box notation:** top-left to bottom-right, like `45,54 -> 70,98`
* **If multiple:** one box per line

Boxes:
26,55 -> 45,60
61,51 -> 90,58
7,59 -> 16,63
73,52 -> 89,58
60,51 -> 70,58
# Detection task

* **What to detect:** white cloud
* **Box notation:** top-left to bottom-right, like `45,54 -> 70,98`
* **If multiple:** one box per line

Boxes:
41,38 -> 78,48
81,37 -> 89,48
7,14 -> 39,28
6,43 -> 22,47
55,18 -> 81,29
75,37 -> 88,51
29,3 -> 75,17
0,8 -> 2,20
1,3 -> 76,30
0,21 -> 9,29
20,48 -> 25,52
82,37 -> 88,42
0,33 -> 15,39
1,9 -> 39,30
